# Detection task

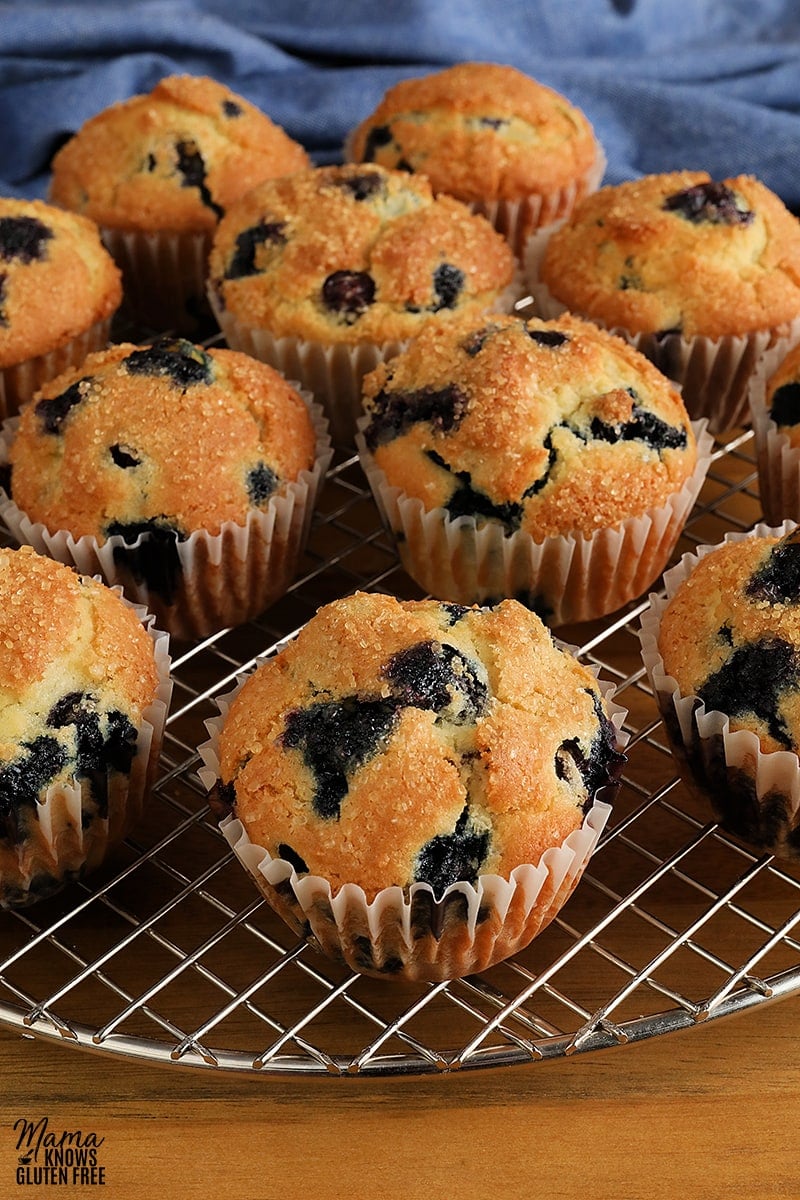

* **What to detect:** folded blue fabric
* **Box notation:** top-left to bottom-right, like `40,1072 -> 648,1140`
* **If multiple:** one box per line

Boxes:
2,0 -> 800,208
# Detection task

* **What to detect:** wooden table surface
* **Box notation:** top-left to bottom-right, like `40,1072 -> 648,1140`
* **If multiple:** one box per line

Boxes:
1,987 -> 798,1200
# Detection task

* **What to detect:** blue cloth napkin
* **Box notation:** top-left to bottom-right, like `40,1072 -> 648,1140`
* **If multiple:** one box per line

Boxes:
3,0 -> 800,208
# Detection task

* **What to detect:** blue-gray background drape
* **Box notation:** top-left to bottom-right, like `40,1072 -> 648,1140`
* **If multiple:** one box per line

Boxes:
2,0 -> 800,209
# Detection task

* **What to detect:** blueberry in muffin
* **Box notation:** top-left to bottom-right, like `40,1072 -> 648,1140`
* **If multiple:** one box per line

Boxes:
0,546 -> 165,907
0,196 -> 121,415
361,312 -> 695,539
50,74 -> 310,238
534,171 -> 800,432
653,525 -> 800,854
539,171 -> 800,343
49,73 -> 310,331
208,163 -> 517,348
215,592 -> 624,900
357,311 -> 705,624
347,62 -> 604,252
6,336 -> 321,637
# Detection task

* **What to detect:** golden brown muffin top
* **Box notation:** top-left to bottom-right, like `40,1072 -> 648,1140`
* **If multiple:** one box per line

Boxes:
49,74 -> 311,235
659,527 -> 800,754
360,311 -> 696,539
207,163 -> 517,345
218,592 -> 622,900
348,62 -> 600,204
540,171 -> 800,340
10,337 -> 316,540
0,545 -> 158,760
764,342 -> 800,446
0,197 -> 121,369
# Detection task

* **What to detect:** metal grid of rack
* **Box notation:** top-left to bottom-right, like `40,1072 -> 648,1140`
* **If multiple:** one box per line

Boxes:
2,421 -> 800,1076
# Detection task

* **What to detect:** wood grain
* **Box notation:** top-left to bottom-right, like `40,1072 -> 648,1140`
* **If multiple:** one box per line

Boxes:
2,991 -> 799,1200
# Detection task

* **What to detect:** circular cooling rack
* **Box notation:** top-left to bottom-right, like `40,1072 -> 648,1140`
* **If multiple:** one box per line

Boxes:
2,356 -> 800,1076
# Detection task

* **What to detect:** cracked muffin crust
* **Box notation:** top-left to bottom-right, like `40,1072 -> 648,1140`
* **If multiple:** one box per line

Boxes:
49,74 -> 311,236
645,525 -> 800,857
9,337 -> 316,543
347,61 -> 603,253
348,61 -> 600,208
215,591 -> 623,901
5,336 -> 324,638
360,311 -> 696,539
0,545 -> 165,907
538,171 -> 800,341
659,528 -> 800,756
207,163 -> 518,346
0,196 -> 121,412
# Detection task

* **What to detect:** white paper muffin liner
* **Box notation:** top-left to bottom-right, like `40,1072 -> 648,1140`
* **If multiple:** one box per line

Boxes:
197,659 -> 627,981
469,144 -> 607,258
0,592 -> 172,909
638,519 -> 800,857
749,376 -> 800,525
356,418 -> 713,627
208,273 -> 527,447
525,228 -> 800,435
0,315 -> 114,421
0,392 -> 333,641
102,227 -> 212,335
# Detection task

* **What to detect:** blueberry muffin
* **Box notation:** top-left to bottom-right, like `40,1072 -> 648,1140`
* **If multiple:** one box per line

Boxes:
764,344 -> 800,446
348,61 -> 604,254
357,312 -> 709,625
4,337 -> 328,639
533,171 -> 800,431
0,545 -> 169,908
50,74 -> 311,332
207,163 -> 520,443
207,592 -> 624,979
0,197 -> 121,416
640,523 -> 800,856
752,342 -> 800,524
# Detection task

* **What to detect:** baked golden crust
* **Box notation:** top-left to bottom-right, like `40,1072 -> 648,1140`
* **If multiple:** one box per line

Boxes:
360,311 -> 696,539
49,74 -> 311,234
348,62 -> 599,204
207,163 -> 517,345
10,338 -> 316,539
0,545 -> 158,766
540,171 -> 800,340
659,529 -> 800,754
218,592 -> 621,900
765,342 -> 800,445
0,197 -> 121,369
0,546 -> 162,906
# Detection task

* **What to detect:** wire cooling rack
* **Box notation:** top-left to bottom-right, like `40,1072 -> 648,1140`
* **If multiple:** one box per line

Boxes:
2,408 -> 800,1076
